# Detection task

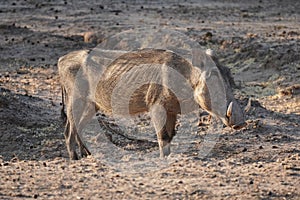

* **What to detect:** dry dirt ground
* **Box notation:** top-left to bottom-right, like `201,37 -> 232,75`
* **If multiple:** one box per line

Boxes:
0,0 -> 299,199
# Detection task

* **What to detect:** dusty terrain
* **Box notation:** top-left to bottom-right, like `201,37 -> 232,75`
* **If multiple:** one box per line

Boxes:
0,0 -> 299,199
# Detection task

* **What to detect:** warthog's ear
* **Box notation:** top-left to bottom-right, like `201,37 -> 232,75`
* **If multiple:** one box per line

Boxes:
192,48 -> 216,70
226,101 -> 233,118
205,49 -> 214,57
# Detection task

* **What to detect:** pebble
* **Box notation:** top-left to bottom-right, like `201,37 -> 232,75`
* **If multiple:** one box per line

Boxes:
83,32 -> 105,44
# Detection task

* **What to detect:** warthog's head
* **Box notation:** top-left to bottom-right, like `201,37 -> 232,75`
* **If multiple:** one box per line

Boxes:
223,100 -> 246,130
193,49 -> 246,130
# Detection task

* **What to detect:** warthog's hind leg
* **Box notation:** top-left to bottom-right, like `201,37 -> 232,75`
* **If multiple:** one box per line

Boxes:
76,101 -> 96,158
64,120 -> 79,160
76,134 -> 91,158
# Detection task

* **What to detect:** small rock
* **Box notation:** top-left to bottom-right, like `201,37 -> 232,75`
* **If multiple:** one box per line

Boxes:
246,33 -> 258,38
204,32 -> 213,40
17,69 -> 30,74
83,32 -> 105,44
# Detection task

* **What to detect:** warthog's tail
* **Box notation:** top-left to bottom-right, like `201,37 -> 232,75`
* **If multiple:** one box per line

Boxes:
61,86 -> 67,124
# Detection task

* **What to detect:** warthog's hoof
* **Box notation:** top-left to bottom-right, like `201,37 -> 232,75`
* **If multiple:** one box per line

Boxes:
159,143 -> 171,158
81,147 -> 92,158
70,152 -> 79,160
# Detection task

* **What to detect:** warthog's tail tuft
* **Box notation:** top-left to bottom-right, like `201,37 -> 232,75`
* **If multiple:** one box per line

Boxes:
61,86 -> 67,124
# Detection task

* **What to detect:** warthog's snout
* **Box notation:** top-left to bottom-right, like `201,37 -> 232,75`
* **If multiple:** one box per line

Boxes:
232,123 -> 247,130
224,101 -> 247,130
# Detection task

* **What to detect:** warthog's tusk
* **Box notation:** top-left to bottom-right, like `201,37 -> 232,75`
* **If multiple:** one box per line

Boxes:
226,101 -> 233,118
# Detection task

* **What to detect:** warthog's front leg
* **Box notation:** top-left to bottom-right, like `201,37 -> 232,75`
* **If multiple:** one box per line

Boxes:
150,104 -> 177,158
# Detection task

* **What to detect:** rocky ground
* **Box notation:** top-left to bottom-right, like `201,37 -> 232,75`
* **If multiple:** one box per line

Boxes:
0,0 -> 299,199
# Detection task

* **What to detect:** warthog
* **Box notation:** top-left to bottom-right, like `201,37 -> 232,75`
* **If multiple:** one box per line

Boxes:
58,48 -> 246,160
